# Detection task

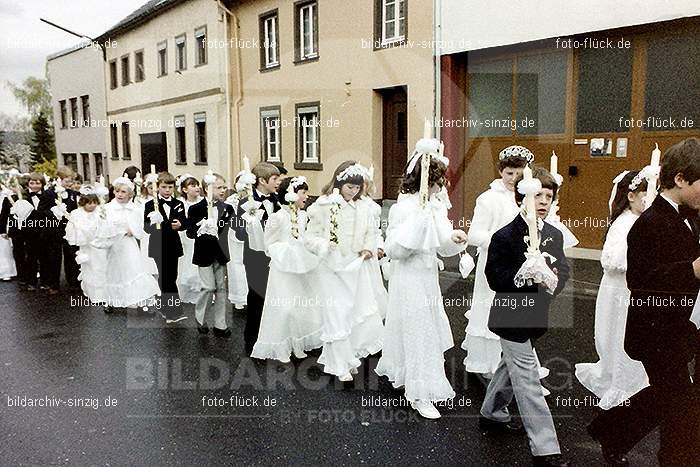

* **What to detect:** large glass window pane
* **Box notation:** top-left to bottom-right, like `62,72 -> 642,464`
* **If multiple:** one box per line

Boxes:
576,45 -> 633,133
468,58 -> 513,136
516,51 -> 567,135
645,33 -> 700,131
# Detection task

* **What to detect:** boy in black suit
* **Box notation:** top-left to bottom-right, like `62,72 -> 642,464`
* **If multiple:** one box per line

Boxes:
479,167 -> 571,467
144,172 -> 188,323
45,166 -> 80,290
186,173 -> 235,336
588,138 -> 700,466
234,162 -> 281,355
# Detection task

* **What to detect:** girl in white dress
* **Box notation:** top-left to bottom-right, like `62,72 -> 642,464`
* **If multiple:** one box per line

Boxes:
96,178 -> 160,311
177,176 -> 205,304
252,176 -> 324,362
375,139 -> 467,419
0,187 -> 17,280
227,173 -> 249,309
305,161 -> 386,382
64,189 -> 108,307
575,170 -> 649,409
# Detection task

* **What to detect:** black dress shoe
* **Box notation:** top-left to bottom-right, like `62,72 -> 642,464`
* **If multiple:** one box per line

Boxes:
478,416 -> 525,436
197,321 -> 209,334
532,454 -> 571,467
212,327 -> 231,338
586,424 -> 629,466
103,305 -> 114,314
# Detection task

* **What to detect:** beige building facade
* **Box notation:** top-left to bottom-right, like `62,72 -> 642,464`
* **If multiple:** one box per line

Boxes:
47,43 -> 108,182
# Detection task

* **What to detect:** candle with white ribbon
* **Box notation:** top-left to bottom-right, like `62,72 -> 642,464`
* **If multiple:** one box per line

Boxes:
424,119 -> 431,139
645,143 -> 661,207
206,169 -> 215,218
150,164 -> 160,229
523,165 -> 540,253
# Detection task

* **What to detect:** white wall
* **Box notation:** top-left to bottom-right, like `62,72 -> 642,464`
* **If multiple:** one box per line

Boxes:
439,0 -> 700,54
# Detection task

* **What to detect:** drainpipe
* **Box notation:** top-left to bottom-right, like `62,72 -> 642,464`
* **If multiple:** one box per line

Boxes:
216,0 -> 241,181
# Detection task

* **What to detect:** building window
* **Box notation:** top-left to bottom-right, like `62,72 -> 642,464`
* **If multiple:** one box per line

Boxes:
81,153 -> 90,181
515,51 -> 567,135
121,54 -> 130,86
109,60 -> 118,89
295,1 -> 318,62
175,34 -> 187,71
69,97 -> 78,128
576,44 -> 633,134
381,0 -> 406,45
135,50 -> 145,81
94,153 -> 103,178
59,100 -> 67,129
80,95 -> 90,126
260,11 -> 279,69
158,41 -> 168,77
63,153 -> 78,173
121,122 -> 131,160
110,123 -> 119,159
644,32 -> 700,130
467,59 -> 513,137
194,113 -> 207,163
195,26 -> 207,66
174,115 -> 186,164
295,103 -> 320,168
260,107 -> 281,163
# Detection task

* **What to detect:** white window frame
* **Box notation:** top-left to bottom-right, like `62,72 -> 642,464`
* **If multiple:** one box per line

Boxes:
298,106 -> 319,163
195,26 -> 207,66
157,41 -> 168,77
264,15 -> 279,67
381,0 -> 405,45
175,34 -> 187,71
299,3 -> 317,60
261,109 -> 281,162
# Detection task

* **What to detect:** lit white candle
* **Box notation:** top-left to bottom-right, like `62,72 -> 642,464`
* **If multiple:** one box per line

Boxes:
243,156 -> 251,172
550,151 -> 558,176
424,119 -> 431,139
99,175 -> 105,186
150,164 -> 156,175
206,169 -> 215,218
522,165 -> 540,252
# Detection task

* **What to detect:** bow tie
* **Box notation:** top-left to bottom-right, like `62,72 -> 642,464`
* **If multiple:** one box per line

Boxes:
258,194 -> 272,202
159,198 -> 175,206
29,192 -> 41,198
679,205 -> 698,221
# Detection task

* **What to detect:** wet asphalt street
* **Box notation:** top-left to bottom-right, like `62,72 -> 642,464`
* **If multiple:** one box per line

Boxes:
0,259 -> 659,466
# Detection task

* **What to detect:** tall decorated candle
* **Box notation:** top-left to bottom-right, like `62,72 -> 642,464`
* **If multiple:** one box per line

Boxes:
550,151 -> 558,177
150,164 -> 160,229
645,143 -> 661,207
522,165 -> 540,252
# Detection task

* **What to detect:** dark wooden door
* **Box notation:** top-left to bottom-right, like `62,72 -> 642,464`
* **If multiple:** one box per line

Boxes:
382,87 -> 408,199
140,132 -> 168,175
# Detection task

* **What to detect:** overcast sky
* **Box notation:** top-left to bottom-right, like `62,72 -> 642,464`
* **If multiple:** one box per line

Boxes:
0,0 -> 145,119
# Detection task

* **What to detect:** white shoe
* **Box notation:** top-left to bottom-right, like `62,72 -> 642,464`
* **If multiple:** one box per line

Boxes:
411,400 -> 441,419
338,373 -> 353,382
541,385 -> 551,397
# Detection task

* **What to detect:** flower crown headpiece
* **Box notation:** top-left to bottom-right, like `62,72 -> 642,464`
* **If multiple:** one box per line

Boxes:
285,176 -> 308,203
113,176 -> 135,190
336,163 -> 369,182
499,145 -> 534,163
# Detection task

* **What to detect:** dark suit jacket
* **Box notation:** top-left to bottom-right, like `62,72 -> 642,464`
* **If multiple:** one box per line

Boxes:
486,214 -> 570,343
186,198 -> 235,267
624,195 -> 700,369
143,197 -> 186,259
45,186 -> 78,232
234,190 -> 280,287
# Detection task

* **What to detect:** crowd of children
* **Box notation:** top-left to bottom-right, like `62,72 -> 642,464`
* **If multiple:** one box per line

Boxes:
3,135 -> 698,467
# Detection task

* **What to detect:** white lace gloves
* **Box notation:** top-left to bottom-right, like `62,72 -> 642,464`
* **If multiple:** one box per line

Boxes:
196,217 -> 218,237
514,251 -> 559,294
50,204 -> 68,220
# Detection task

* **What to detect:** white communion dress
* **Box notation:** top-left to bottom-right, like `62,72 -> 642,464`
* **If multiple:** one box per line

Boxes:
65,207 -> 108,304
251,207 -> 324,362
575,209 -> 649,409
375,192 -> 467,402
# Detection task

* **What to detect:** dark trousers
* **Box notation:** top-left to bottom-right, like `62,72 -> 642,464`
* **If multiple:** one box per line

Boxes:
588,359 -> 699,466
243,249 -> 270,355
62,240 -> 80,287
41,229 -> 62,289
154,253 -> 182,319
10,234 -> 30,284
